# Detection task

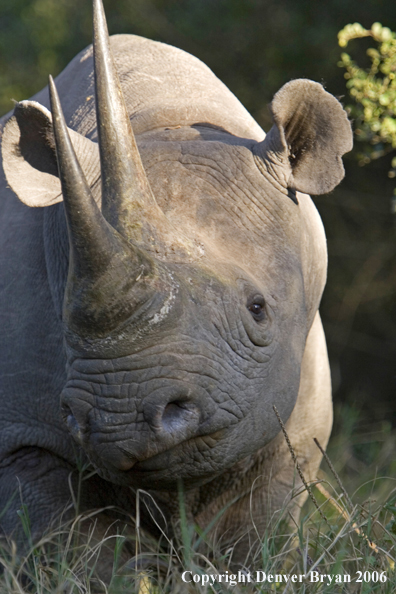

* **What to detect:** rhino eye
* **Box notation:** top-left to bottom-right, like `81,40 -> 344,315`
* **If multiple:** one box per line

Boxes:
247,295 -> 266,322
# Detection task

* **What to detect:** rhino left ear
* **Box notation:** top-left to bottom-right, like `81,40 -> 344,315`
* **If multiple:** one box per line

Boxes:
2,100 -> 99,207
255,79 -> 353,195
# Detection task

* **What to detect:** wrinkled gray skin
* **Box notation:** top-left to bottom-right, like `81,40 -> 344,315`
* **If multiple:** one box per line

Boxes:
0,18 -> 352,564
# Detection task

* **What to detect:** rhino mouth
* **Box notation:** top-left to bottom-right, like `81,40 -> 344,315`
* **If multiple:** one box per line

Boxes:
132,429 -> 227,471
82,427 -> 229,489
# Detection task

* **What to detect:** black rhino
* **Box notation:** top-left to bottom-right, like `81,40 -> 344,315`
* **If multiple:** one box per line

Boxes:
0,0 -> 352,563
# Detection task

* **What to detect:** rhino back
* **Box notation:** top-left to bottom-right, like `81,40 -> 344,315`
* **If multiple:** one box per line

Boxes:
26,34 -> 264,141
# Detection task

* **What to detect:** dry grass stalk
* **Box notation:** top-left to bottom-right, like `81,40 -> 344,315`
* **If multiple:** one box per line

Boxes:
313,437 -> 353,509
315,480 -> 395,570
272,405 -> 331,528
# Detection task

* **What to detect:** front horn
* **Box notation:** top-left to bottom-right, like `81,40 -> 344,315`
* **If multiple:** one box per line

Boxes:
49,76 -> 164,338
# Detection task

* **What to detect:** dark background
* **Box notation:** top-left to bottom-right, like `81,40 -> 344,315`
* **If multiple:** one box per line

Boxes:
1,0 -> 395,423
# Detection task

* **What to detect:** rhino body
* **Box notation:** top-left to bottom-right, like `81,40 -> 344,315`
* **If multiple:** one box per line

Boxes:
0,0 -> 352,562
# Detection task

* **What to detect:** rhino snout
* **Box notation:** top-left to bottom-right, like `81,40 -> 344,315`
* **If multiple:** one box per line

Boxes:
61,386 -> 209,474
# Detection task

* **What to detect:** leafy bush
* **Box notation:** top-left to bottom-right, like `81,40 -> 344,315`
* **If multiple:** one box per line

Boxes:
338,22 -> 396,206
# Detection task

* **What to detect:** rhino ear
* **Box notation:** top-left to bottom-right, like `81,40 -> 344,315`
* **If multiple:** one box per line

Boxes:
255,79 -> 353,195
2,100 -> 100,207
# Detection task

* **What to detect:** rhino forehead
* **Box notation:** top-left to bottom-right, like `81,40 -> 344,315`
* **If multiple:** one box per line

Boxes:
138,132 -> 305,252
136,130 -> 325,312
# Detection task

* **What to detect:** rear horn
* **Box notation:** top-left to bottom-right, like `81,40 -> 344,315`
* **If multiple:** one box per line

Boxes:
93,0 -> 158,236
92,0 -> 189,251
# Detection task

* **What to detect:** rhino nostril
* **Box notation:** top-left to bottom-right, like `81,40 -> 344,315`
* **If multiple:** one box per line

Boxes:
163,400 -> 183,418
161,400 -> 198,433
67,412 -> 79,433
62,404 -> 85,445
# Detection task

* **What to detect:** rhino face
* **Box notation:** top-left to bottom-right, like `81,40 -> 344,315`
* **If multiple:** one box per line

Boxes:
60,257 -> 306,489
2,0 -> 352,490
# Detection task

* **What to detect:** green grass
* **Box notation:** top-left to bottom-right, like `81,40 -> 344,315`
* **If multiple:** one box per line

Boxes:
1,403 -> 396,593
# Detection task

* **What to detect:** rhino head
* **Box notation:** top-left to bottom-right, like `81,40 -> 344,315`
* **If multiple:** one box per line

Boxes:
2,0 -> 352,491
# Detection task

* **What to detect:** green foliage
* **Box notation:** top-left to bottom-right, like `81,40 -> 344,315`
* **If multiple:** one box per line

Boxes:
338,23 -> 396,191
0,0 -> 92,115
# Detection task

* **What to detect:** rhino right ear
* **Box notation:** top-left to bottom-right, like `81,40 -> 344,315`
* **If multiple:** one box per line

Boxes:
2,100 -> 99,207
254,79 -> 353,195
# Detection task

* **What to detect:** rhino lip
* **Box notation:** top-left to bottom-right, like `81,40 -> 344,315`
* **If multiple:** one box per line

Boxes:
91,428 -> 227,475
112,448 -> 138,471
119,428 -> 227,473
